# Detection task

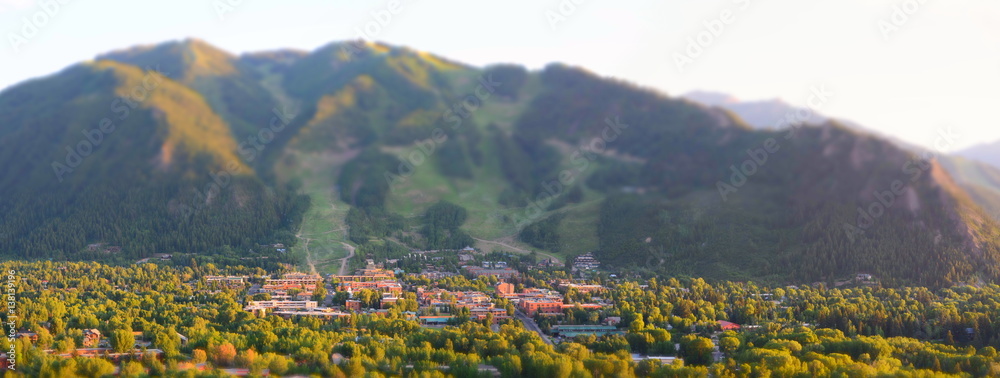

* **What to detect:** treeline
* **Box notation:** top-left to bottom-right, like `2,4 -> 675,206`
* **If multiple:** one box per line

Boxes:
520,214 -> 564,252
593,170 -> 1000,287
483,64 -> 529,100
421,201 -> 474,250
434,128 -> 483,180
0,178 -> 309,260
492,126 -> 563,202
344,207 -> 404,245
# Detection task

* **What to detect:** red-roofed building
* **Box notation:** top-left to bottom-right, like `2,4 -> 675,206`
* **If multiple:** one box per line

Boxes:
719,320 -> 741,331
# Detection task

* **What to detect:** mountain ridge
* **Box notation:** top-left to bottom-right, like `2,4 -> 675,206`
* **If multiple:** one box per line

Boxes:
1,39 -> 998,286
683,90 -> 1000,222
958,141 -> 1000,171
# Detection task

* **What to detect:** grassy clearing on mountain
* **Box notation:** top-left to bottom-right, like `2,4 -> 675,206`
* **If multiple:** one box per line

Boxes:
279,151 -> 354,274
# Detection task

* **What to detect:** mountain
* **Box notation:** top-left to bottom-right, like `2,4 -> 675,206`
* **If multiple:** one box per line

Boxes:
0,45 -> 309,263
681,90 -> 922,148
682,90 -> 827,129
683,90 -> 1000,222
958,141 -> 1000,170
96,39 -> 288,147
939,156 -> 1000,217
2,39 -> 999,286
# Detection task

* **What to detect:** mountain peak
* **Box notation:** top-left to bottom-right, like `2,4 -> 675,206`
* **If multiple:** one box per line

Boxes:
98,38 -> 238,83
683,90 -> 741,106
958,140 -> 1000,170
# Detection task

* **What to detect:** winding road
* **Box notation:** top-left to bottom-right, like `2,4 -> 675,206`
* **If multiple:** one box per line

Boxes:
337,242 -> 356,276
473,237 -> 562,265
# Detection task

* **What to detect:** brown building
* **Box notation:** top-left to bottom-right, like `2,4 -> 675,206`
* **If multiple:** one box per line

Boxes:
83,329 -> 102,348
519,298 -> 565,317
470,307 -> 510,323
345,300 -> 362,311
558,283 -> 606,294
496,282 -> 515,296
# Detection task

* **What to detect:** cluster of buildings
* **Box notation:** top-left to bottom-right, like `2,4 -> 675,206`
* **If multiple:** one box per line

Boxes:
416,288 -> 510,325
257,272 -> 322,301
497,284 -> 608,317
244,300 -> 318,315
481,261 -> 508,269
413,269 -> 457,280
572,252 -> 601,271
333,268 -> 402,295
462,265 -> 519,279
243,299 -> 358,320
343,292 -> 403,311
558,282 -> 607,294
338,280 -> 403,294
234,257 -> 616,336
267,272 -> 323,286
331,268 -> 404,311
205,276 -> 248,287
333,268 -> 394,281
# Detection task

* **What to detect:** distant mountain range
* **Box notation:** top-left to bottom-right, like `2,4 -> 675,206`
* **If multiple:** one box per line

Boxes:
958,141 -> 1000,171
1,39 -> 999,286
683,90 -> 1000,220
682,90 -> 829,129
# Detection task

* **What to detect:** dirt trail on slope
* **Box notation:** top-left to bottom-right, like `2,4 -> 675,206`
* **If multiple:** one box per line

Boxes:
337,242 -> 356,276
473,237 -> 561,265
300,237 -> 317,274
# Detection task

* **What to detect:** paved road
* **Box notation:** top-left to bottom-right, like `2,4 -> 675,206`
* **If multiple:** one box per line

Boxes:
515,310 -> 553,345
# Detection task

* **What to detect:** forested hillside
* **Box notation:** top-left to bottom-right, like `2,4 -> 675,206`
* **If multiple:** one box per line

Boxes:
0,59 -> 308,260
508,66 -> 1000,286
2,39 -> 1000,286
682,90 -> 1000,222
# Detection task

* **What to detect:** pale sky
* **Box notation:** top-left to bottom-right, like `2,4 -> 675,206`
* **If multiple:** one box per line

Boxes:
2,0 -> 998,151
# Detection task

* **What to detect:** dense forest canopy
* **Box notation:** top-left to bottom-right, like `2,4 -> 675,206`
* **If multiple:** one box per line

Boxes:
8,260 -> 1000,376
